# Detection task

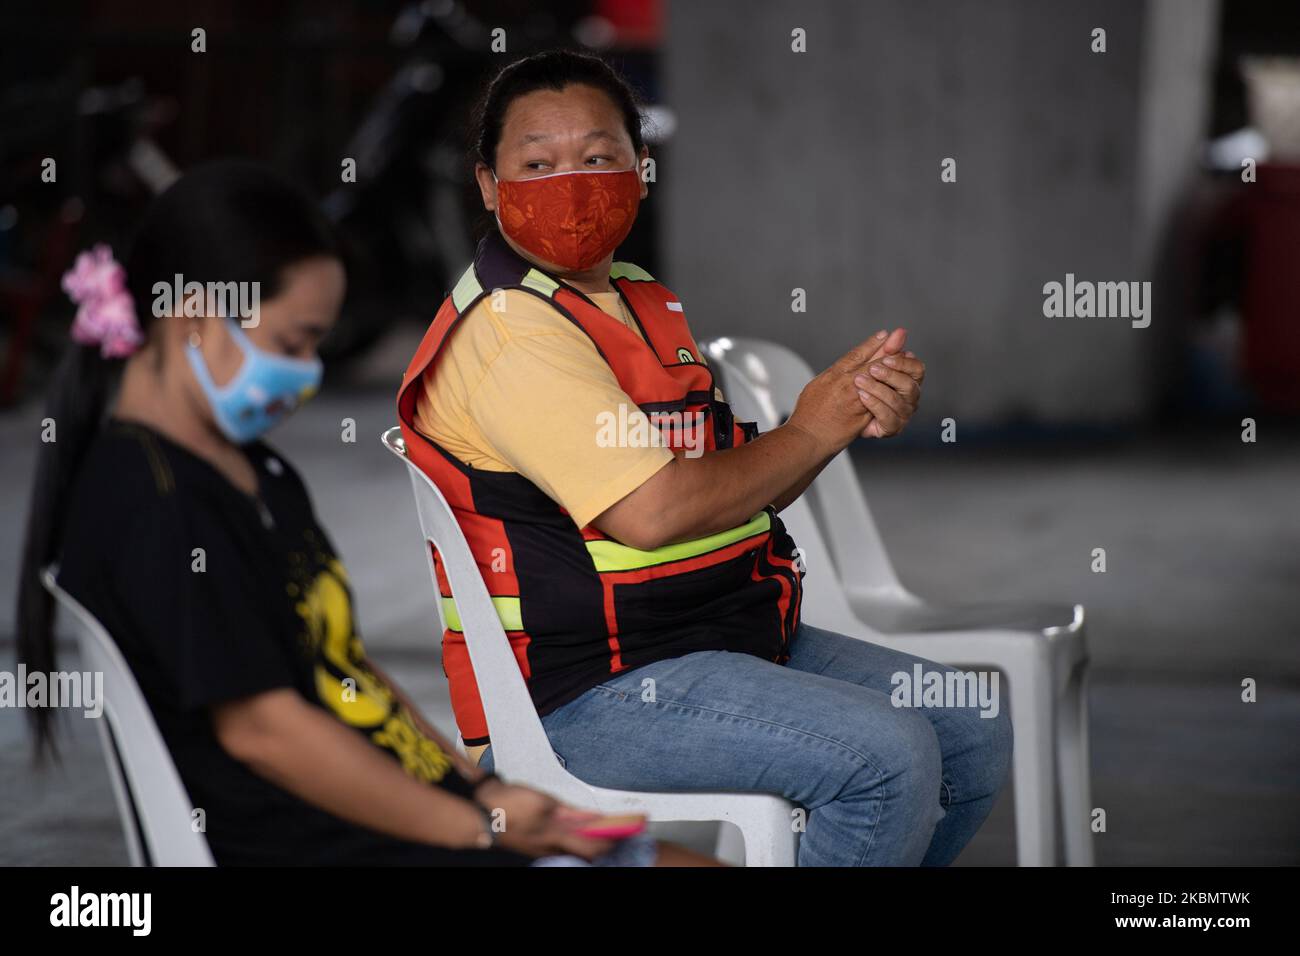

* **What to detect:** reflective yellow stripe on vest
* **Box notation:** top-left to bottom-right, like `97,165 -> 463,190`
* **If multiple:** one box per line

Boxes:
610,261 -> 655,282
450,263 -> 485,312
441,513 -> 771,631
585,510 -> 771,573
519,268 -> 560,297
441,595 -> 523,633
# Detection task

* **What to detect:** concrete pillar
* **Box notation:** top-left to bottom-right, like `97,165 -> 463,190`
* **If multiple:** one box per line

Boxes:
661,0 -> 1220,424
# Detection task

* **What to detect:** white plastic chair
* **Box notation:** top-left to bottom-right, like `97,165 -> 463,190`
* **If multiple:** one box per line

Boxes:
381,427 -> 797,866
702,337 -> 1093,867
41,568 -> 216,867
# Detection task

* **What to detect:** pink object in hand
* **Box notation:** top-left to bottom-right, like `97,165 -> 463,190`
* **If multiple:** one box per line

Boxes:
571,815 -> 648,840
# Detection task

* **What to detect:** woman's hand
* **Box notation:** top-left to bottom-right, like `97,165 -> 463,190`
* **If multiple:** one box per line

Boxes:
854,346 -> 925,439
473,777 -> 616,860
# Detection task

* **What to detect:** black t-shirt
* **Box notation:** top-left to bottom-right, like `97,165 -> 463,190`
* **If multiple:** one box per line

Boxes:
57,420 -> 529,866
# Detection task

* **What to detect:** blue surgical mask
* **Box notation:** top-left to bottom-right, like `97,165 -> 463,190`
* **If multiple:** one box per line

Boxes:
186,319 -> 323,445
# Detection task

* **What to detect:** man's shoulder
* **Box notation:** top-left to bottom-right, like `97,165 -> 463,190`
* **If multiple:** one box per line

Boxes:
459,287 -> 586,342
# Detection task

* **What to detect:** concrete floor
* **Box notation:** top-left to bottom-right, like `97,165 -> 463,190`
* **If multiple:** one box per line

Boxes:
1,388 -> 1298,865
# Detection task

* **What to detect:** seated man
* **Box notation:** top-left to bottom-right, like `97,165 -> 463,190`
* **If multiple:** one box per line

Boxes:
397,50 -> 1012,866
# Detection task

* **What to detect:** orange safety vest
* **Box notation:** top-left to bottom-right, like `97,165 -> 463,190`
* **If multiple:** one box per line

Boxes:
397,231 -> 803,745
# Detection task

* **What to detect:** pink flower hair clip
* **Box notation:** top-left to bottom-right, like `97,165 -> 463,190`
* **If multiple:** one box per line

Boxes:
61,244 -> 144,359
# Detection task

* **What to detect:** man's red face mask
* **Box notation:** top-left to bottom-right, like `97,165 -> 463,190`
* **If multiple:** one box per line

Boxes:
494,168 -> 641,271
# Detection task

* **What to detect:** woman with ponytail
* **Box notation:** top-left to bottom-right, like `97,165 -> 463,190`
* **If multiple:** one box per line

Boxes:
16,159 -> 713,867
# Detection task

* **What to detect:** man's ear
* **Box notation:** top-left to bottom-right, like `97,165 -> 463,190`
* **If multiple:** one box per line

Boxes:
475,161 -> 497,212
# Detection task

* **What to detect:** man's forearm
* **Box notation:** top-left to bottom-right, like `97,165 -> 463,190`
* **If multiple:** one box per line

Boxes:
651,421 -> 830,545
595,330 -> 919,551
769,451 -> 836,514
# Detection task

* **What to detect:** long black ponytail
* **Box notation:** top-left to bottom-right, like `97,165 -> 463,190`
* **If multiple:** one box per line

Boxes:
16,159 -> 341,759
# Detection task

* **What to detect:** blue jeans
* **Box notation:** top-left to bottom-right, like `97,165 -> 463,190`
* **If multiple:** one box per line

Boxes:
482,622 -> 1013,866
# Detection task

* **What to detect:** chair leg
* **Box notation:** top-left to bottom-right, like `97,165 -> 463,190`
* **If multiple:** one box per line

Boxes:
1056,660 -> 1095,866
1008,655 -> 1059,866
714,821 -> 748,865
739,818 -> 798,867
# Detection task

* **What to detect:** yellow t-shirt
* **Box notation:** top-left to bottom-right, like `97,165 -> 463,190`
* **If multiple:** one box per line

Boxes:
413,287 -> 717,529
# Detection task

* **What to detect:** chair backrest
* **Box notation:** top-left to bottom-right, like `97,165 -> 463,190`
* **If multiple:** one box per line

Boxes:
380,427 -> 565,784
695,354 -> 872,636
704,336 -> 907,600
41,569 -> 216,866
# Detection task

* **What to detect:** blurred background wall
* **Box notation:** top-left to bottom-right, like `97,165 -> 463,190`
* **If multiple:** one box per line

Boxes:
3,0 -> 1297,425
662,0 -> 1218,425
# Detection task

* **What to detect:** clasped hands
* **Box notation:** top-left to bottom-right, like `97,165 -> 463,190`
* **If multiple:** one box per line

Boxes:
789,327 -> 926,456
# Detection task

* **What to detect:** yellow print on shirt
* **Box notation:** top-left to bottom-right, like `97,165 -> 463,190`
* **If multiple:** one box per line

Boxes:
294,557 -> 454,784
